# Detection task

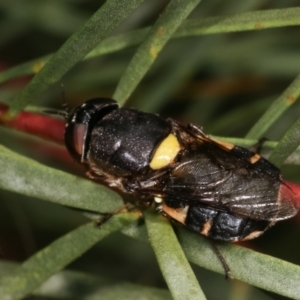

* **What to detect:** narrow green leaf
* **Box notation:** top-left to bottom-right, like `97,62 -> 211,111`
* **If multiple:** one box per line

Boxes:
0,260 -> 172,300
2,7 -> 300,85
113,0 -> 201,105
78,283 -> 172,300
8,0 -> 144,115
177,228 -> 300,300
176,6 -> 300,36
0,213 -> 138,300
123,223 -> 300,299
135,40 -> 204,113
145,211 -> 206,300
268,116 -> 300,167
0,145 -> 122,213
246,73 -> 300,139
0,56 -> 50,85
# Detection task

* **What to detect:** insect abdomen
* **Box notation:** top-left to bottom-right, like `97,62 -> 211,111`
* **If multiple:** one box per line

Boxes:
161,203 -> 271,241
185,206 -> 270,241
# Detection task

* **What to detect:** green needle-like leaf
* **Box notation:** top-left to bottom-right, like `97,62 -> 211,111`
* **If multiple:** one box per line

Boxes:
2,7 -> 300,85
8,0 -> 144,115
268,116 -> 300,167
123,223 -> 300,299
113,0 -> 201,105
246,73 -> 300,139
176,6 -> 300,36
0,145 -> 122,213
0,213 -> 138,300
0,260 -> 173,300
145,211 -> 206,300
178,228 -> 300,299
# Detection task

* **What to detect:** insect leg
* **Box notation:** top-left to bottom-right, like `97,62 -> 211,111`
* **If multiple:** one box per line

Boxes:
208,239 -> 234,280
95,203 -> 132,227
249,137 -> 268,154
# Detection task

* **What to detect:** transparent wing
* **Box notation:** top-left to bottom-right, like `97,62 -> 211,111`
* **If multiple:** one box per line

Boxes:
161,155 -> 298,221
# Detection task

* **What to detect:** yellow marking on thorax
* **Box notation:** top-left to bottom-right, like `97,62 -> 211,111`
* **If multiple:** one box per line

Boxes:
150,134 -> 180,170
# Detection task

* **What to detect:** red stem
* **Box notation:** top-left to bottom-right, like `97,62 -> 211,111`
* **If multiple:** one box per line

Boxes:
0,103 -> 65,145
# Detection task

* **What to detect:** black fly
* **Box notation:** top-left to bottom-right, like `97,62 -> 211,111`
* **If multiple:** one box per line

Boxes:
64,97 -> 299,277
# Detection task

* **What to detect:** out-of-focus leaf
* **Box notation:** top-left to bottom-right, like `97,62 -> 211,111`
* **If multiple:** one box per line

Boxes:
246,73 -> 300,139
0,145 -> 122,213
2,7 -> 300,85
178,228 -> 300,300
0,213 -> 138,300
0,259 -> 172,300
8,0 -> 145,115
268,116 -> 300,167
113,0 -> 202,105
123,223 -> 300,299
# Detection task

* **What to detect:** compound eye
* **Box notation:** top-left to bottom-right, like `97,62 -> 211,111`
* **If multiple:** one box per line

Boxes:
64,97 -> 119,163
65,122 -> 88,163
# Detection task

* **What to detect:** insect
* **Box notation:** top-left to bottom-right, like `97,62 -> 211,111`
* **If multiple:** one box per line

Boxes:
65,97 -> 299,244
